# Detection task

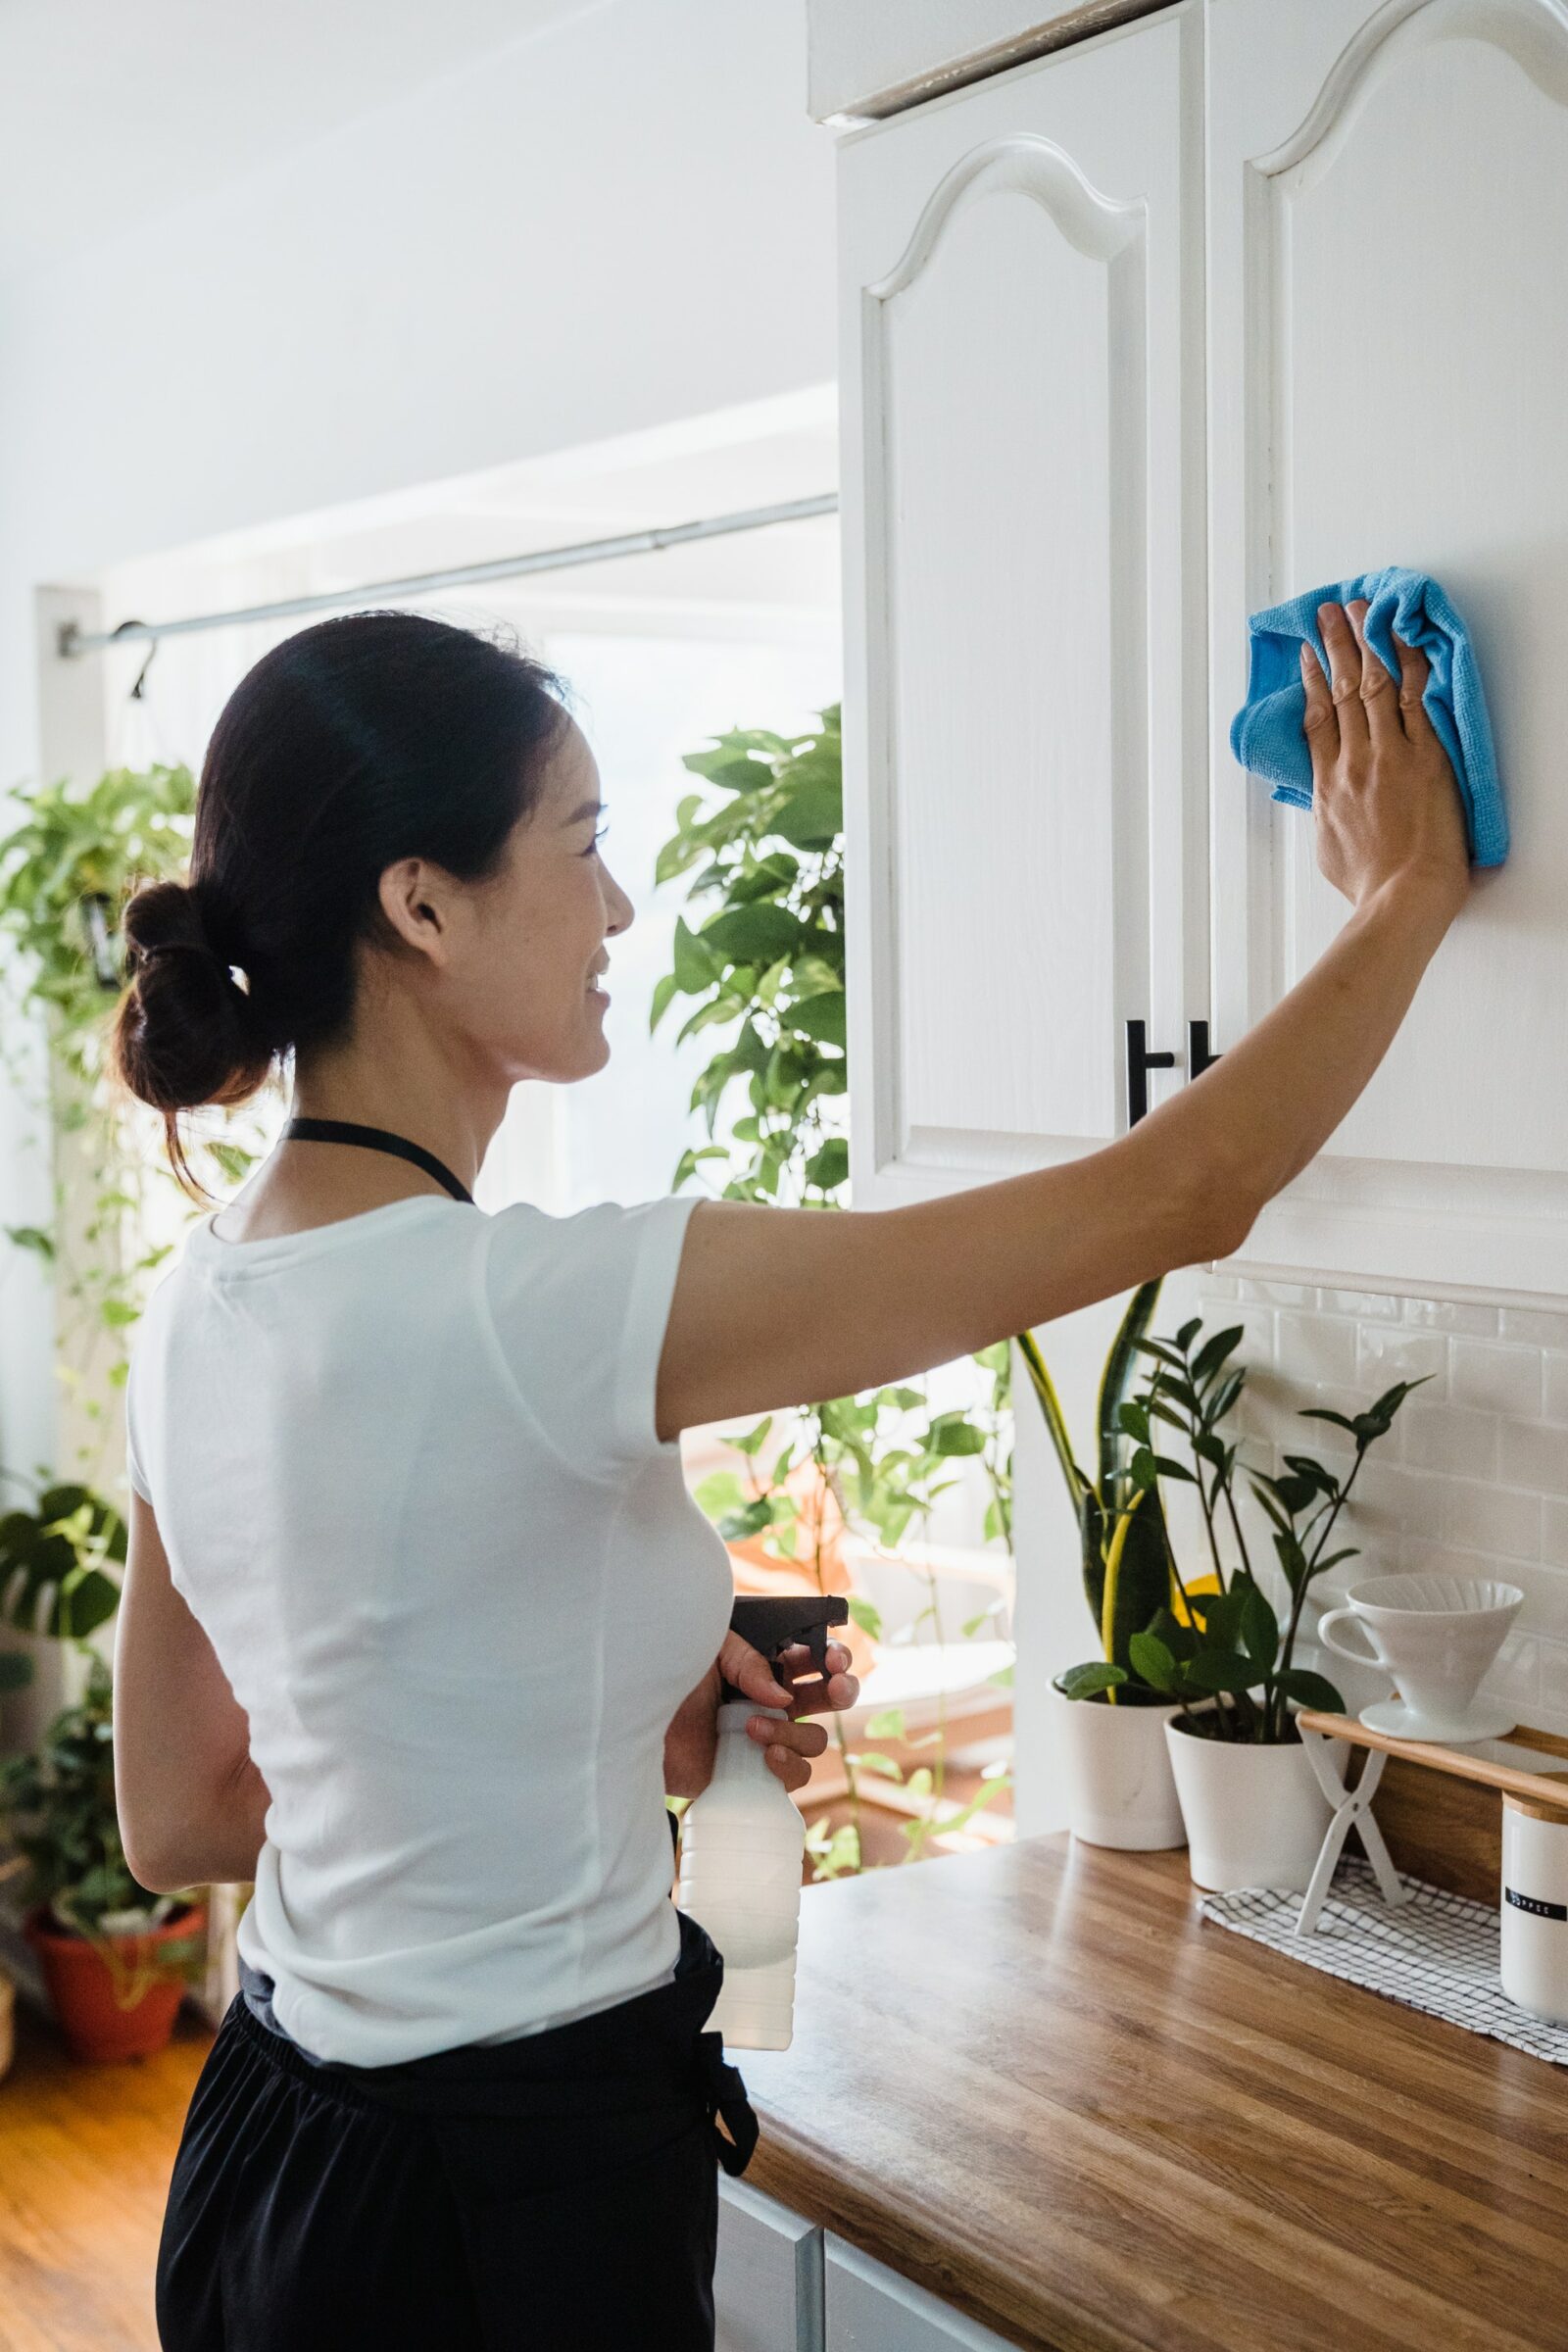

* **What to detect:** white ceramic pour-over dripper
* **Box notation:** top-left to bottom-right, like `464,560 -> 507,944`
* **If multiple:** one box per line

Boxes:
1316,1572 -> 1524,1741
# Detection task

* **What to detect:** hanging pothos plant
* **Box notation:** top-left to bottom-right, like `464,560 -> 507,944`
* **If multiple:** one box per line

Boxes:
651,706 -> 1014,1878
0,763 -> 270,1471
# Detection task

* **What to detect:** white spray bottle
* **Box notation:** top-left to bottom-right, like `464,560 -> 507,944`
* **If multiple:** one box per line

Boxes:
676,1594 -> 849,2051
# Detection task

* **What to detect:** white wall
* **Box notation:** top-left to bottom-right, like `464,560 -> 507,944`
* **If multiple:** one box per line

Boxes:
0,0 -> 838,1488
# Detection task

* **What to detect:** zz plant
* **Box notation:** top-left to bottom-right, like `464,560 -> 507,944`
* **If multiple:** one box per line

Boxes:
653,706 -> 1014,1876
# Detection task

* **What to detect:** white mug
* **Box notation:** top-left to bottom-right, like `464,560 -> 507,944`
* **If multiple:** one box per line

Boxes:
1316,1572 -> 1523,1740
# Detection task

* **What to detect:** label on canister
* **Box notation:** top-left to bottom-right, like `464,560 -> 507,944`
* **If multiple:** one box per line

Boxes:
1505,1887 -> 1568,1921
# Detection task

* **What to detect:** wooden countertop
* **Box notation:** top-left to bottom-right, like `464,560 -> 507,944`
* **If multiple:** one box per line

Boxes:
736,1836 -> 1568,2352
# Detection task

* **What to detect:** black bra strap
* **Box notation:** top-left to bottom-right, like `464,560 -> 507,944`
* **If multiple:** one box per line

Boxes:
281,1117 -> 475,1206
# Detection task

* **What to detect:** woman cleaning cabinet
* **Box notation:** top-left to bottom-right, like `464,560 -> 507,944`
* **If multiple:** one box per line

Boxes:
111,593 -> 1467,2348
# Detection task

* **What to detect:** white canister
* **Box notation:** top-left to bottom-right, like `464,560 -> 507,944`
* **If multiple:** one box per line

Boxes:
1500,1788 -> 1568,2026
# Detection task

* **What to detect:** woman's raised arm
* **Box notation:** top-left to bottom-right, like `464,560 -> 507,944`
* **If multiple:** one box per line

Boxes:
656,602 -> 1471,1442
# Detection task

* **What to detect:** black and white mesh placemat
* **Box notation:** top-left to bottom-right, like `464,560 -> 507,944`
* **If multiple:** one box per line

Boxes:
1201,1859 -> 1568,2066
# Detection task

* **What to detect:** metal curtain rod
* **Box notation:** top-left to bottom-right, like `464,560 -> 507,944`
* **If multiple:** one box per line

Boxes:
57,490 -> 840,660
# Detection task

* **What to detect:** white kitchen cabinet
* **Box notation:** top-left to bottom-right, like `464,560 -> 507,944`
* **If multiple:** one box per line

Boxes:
1206,0 -> 1568,1305
839,4 -> 1208,1208
824,2234 -> 1017,2351
839,0 -> 1568,1304
715,2176 -> 824,2352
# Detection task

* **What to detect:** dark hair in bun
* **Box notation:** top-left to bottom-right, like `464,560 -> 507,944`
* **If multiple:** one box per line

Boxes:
112,610 -> 572,1195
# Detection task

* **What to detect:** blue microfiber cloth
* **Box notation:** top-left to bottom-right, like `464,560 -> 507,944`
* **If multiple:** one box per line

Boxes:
1229,565 -> 1508,868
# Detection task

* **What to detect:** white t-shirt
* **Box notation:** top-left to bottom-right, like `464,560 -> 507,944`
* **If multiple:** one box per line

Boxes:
124,1190 -> 734,2067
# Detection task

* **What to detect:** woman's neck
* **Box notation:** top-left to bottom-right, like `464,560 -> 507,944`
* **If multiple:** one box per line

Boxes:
213,1018 -> 511,1242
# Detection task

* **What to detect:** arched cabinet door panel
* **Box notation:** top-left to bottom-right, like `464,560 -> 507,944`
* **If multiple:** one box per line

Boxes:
1208,0 -> 1568,1303
839,9 -> 1206,1206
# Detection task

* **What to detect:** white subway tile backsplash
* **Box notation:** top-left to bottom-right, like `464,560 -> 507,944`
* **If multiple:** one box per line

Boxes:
1276,1311 -> 1358,1387
1500,1306 -> 1568,1348
1236,1277 -> 1318,1309
1402,1297 -> 1501,1337
1348,1459 -> 1447,1543
1189,1276 -> 1568,1729
1538,1641 -> 1568,1724
1468,1559 -> 1568,1639
1543,1497 -> 1568,1569
1438,1478 -> 1541,1562
1449,1339 -> 1544,1420
1400,1403 -> 1499,1483
1498,1420 -> 1568,1498
1318,1287 -> 1405,1323
1354,1325 -> 1447,1397
1481,1629 -> 1541,1715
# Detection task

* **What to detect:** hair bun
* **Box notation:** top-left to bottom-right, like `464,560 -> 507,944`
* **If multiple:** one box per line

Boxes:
113,878 -> 270,1115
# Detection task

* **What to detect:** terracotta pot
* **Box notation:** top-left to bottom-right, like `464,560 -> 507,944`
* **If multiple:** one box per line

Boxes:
1049,1680 -> 1187,1850
24,1901 -> 207,2063
1164,1721 -> 1333,1893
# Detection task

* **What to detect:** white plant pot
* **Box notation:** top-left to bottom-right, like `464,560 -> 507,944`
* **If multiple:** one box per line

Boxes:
1050,1681 -> 1187,1850
1164,1717 -> 1333,1892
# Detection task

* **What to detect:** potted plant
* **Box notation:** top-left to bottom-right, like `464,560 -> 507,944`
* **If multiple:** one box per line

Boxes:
1018,1280 -> 1200,1850
0,1651 -> 206,2060
0,1646 -> 27,2082
1114,1323 -> 1427,1890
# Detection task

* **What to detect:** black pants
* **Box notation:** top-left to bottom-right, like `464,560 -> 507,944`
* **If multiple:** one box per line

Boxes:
156,1910 -> 758,2351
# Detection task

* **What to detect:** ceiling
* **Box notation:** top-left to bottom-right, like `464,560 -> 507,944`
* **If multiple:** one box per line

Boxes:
95,385 -> 843,659
0,0 -> 598,282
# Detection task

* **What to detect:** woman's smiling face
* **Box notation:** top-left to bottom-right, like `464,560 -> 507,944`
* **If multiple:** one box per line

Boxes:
357,709 -> 635,1094
471,713 -> 635,1085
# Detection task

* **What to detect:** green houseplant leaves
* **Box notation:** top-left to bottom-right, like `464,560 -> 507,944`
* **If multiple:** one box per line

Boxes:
1020,1292 -> 1424,1739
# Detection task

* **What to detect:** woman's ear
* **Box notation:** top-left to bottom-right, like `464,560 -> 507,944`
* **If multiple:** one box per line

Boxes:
376,858 -> 451,963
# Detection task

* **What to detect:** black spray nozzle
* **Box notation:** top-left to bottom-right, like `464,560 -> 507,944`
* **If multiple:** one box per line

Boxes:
720,1593 -> 851,1705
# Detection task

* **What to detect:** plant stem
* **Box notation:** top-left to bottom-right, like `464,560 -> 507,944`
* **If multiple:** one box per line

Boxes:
1220,1470 -> 1255,1586
1269,1441 -> 1371,1740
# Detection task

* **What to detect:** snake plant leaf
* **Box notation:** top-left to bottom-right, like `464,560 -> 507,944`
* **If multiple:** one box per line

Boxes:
1079,1485 -> 1107,1631
1015,1329 -> 1090,1503
1097,1280 -> 1164,1503
1093,1489 -> 1177,1675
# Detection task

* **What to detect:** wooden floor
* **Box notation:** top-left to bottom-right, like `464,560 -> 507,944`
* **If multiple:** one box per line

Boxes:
0,2005 -> 212,2352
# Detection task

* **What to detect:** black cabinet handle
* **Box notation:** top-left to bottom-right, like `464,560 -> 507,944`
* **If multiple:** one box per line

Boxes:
1125,1019 -> 1175,1127
1189,1019 -> 1222,1080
